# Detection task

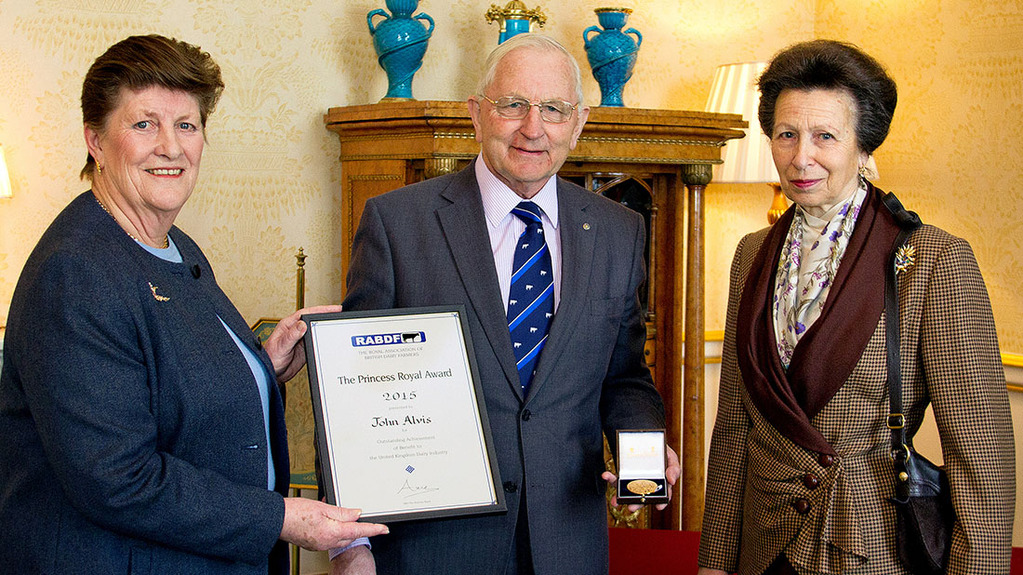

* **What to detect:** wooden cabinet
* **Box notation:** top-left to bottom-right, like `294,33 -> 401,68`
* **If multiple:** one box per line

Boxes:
325,100 -> 744,530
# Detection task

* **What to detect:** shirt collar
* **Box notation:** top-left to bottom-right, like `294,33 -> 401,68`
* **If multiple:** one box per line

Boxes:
476,154 -> 560,228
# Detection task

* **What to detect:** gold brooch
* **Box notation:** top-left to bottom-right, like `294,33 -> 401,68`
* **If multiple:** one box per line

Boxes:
149,282 -> 170,302
894,244 -> 916,274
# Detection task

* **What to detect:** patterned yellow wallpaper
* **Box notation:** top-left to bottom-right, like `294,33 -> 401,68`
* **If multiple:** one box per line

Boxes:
704,0 -> 1023,356
812,0 -> 1023,354
4,0 -> 1018,354
1,0 -> 1020,551
0,0 -> 815,326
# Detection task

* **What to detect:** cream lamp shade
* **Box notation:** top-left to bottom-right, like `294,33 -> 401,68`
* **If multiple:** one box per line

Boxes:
705,61 -> 789,222
0,144 -> 11,199
705,62 -> 776,183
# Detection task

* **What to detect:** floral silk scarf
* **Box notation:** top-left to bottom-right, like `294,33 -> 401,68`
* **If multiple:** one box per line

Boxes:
773,182 -> 868,368
736,181 -> 904,455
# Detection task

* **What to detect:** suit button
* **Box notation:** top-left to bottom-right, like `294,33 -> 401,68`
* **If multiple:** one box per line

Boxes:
792,498 -> 811,514
521,409 -> 531,421
802,473 -> 820,490
503,481 -> 518,493
818,453 -> 835,468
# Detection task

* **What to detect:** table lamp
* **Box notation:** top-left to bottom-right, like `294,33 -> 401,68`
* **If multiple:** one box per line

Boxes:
704,62 -> 784,223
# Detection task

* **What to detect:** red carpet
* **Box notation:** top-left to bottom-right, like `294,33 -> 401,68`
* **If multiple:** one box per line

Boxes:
609,528 -> 700,575
609,528 -> 1023,575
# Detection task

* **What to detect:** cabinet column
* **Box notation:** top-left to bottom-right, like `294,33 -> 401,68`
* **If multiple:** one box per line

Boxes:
681,163 -> 712,531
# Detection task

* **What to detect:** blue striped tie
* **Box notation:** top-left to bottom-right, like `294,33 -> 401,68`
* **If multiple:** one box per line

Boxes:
507,201 -> 554,392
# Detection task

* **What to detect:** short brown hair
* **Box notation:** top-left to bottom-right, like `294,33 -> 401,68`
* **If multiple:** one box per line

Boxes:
80,34 -> 224,180
757,39 -> 897,154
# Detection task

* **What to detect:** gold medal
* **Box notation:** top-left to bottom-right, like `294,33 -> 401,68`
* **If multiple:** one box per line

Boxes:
626,479 -> 658,496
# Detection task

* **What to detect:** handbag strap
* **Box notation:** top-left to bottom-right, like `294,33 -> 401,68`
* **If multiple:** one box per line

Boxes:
881,192 -> 922,501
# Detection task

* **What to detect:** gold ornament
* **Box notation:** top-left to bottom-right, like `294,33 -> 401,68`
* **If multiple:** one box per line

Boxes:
149,282 -> 170,302
894,244 -> 916,275
626,479 -> 658,495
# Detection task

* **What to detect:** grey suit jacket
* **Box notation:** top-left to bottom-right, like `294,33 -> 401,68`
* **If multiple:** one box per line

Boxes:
342,163 -> 665,575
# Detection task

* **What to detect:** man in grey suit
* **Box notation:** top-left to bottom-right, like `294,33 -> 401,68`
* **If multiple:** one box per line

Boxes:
331,34 -> 680,575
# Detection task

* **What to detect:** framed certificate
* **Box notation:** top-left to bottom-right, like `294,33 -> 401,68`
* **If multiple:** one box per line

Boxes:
302,306 -> 506,523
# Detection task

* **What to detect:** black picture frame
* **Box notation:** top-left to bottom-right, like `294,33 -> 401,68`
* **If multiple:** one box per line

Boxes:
302,305 -> 506,523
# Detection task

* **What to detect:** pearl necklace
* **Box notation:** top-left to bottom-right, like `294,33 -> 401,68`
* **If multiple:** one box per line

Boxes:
94,196 -> 169,249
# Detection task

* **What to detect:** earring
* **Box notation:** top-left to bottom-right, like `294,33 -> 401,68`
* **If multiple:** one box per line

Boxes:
97,164 -> 103,175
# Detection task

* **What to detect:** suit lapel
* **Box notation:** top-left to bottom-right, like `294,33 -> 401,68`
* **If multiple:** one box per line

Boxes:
436,167 -> 523,397
526,181 -> 596,400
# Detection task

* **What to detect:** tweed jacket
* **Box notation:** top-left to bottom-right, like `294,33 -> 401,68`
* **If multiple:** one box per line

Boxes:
698,222 -> 1015,575
341,163 -> 666,575
0,192 -> 290,574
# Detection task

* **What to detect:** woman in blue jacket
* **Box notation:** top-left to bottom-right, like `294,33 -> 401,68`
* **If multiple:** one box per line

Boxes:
0,34 -> 386,574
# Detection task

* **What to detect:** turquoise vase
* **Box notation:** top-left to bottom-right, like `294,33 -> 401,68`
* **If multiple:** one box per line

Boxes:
367,0 -> 435,100
499,18 -> 532,44
583,8 -> 642,107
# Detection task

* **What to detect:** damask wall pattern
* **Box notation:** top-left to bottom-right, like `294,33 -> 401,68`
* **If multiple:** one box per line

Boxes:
1,0 -> 1020,342
1,0 -> 1021,554
3,0 -> 1017,353
0,0 -> 813,328
814,0 -> 1023,354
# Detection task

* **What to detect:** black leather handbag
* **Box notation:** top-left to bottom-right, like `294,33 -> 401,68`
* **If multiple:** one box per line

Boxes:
891,449 -> 955,574
882,194 -> 955,575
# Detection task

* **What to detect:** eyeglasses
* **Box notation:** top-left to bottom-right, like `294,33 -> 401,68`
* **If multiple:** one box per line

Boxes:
477,95 -> 579,124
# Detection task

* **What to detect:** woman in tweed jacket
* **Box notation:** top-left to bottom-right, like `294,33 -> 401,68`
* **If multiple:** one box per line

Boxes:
697,40 -> 1015,575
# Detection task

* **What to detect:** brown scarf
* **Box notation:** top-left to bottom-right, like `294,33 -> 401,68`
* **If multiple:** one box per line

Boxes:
736,183 -> 903,455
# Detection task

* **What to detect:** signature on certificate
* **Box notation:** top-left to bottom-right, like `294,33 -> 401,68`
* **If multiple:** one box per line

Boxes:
398,479 -> 440,498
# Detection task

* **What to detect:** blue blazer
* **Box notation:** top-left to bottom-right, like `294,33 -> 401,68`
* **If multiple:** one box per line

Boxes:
0,192 -> 289,574
342,164 -> 666,575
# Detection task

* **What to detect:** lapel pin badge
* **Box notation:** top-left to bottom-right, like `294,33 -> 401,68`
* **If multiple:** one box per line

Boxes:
894,244 -> 916,275
149,282 -> 170,302
583,222 -> 591,230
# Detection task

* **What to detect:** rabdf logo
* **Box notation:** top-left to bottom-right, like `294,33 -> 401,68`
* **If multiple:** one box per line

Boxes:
351,331 -> 426,347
